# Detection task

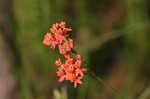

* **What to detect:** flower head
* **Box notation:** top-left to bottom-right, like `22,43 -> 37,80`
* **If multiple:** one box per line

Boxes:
43,22 -> 73,53
56,55 -> 86,88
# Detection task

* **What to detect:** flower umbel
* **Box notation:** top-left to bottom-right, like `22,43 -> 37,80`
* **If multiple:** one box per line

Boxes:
55,55 -> 86,88
43,22 -> 86,88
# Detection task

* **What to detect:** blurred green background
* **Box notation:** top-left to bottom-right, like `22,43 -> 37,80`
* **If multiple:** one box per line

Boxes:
0,0 -> 150,99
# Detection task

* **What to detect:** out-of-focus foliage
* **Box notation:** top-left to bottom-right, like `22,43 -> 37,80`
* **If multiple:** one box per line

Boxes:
0,0 -> 150,99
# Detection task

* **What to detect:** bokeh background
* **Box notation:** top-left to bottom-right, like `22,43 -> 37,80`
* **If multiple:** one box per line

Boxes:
0,0 -> 150,99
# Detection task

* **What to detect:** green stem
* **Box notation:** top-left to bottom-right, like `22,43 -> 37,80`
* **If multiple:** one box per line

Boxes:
138,85 -> 150,99
89,70 -> 128,99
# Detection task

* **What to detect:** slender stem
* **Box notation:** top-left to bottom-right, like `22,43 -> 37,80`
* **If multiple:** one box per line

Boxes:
138,85 -> 150,99
89,70 -> 128,99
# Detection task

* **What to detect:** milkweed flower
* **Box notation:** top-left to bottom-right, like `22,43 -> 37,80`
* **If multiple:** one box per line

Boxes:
58,39 -> 73,54
55,55 -> 86,88
43,21 -> 86,88
50,22 -> 72,34
42,33 -> 53,46
43,22 -> 73,54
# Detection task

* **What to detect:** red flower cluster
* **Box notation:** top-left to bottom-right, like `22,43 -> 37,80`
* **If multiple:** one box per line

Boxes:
43,22 -> 73,52
55,55 -> 86,88
43,22 -> 86,87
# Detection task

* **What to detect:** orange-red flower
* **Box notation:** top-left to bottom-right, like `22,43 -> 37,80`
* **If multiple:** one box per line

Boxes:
43,22 -> 86,88
58,39 -> 73,54
43,22 -> 73,54
42,33 -> 53,46
55,55 -> 86,88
